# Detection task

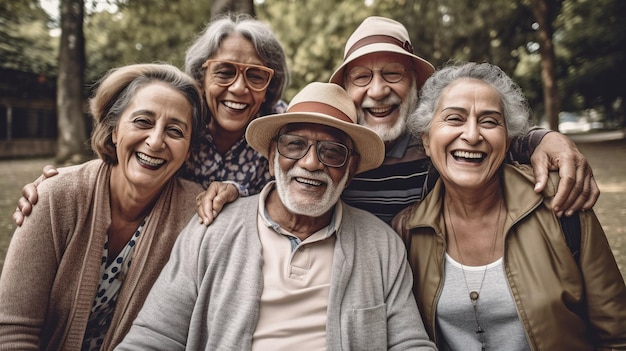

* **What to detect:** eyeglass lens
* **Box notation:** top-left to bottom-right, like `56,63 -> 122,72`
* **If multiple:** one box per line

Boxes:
277,134 -> 349,168
208,61 -> 273,91
348,62 -> 407,87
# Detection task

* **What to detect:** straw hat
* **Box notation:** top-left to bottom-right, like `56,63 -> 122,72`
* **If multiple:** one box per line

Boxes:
329,16 -> 435,90
246,82 -> 385,174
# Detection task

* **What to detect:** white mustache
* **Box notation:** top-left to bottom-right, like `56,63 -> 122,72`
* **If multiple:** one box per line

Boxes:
361,92 -> 402,109
287,167 -> 332,184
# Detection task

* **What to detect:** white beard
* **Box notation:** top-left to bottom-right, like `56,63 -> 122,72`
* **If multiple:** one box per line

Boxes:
273,151 -> 350,217
358,82 -> 418,142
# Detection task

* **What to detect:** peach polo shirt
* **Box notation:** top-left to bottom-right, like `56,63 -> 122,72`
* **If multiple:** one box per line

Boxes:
252,183 -> 342,351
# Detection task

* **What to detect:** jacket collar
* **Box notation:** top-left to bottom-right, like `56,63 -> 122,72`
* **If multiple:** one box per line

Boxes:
404,163 -> 554,231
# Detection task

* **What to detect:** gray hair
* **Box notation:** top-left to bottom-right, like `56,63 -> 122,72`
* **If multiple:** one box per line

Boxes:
409,62 -> 530,139
184,13 -> 288,116
90,63 -> 204,165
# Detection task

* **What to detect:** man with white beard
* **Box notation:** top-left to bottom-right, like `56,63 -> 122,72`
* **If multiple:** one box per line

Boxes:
331,16 -> 600,223
116,82 -> 437,351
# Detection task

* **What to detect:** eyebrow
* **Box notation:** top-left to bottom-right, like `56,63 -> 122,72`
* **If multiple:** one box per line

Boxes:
441,106 -> 503,117
131,109 -> 190,129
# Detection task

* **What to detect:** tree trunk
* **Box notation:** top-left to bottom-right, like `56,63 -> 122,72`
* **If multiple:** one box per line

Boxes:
56,0 -> 89,165
211,0 -> 255,19
530,0 -> 561,131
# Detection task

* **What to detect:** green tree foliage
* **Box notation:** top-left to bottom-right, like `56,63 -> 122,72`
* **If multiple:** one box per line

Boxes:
558,0 -> 626,122
0,0 -> 57,74
4,0 -> 624,127
84,0 -> 212,85
258,0 -> 372,100
212,0 -> 255,19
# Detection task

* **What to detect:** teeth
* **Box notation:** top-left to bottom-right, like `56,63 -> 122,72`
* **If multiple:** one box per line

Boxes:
296,177 -> 323,186
368,106 -> 392,114
137,152 -> 164,166
223,101 -> 247,110
453,151 -> 483,159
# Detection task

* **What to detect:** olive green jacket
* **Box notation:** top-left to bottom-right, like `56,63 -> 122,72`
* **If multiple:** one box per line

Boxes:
393,163 -> 626,350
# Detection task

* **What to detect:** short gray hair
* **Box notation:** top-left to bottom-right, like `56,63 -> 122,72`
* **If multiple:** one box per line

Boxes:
184,14 -> 288,116
409,62 -> 530,139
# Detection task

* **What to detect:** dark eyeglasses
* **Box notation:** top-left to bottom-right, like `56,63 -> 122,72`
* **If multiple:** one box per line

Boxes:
202,59 -> 275,92
347,62 -> 407,87
276,134 -> 352,168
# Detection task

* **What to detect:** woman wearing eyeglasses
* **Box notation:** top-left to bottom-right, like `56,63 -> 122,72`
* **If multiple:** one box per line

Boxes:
183,14 -> 288,207
13,14 -> 289,227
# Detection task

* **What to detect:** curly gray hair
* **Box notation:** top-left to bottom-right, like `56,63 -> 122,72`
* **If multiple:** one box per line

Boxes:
409,62 -> 530,139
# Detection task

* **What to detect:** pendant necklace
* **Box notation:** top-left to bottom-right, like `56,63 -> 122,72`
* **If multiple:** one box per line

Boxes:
446,200 -> 503,351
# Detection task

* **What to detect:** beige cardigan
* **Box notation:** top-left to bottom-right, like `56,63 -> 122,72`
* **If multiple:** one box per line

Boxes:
0,159 -> 203,350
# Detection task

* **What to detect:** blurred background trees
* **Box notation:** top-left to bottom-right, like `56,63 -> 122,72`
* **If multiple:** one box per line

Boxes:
0,1 -> 57,74
2,0 -> 625,162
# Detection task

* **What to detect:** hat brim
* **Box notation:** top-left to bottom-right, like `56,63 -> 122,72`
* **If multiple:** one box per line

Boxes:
329,43 -> 435,90
246,112 -> 385,174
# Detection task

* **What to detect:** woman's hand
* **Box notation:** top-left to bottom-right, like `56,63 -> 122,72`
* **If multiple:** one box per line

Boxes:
196,181 -> 240,225
13,165 -> 59,226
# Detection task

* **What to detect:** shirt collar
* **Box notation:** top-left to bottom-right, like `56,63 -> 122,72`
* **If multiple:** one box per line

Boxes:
258,181 -> 342,240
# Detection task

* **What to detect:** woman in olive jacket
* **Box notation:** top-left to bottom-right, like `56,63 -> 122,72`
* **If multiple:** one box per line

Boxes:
393,62 -> 626,350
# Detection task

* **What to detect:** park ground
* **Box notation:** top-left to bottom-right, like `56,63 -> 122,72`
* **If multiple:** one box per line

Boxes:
1,132 -> 625,282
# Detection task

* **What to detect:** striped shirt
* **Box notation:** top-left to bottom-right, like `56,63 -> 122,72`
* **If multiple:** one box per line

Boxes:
342,133 -> 430,224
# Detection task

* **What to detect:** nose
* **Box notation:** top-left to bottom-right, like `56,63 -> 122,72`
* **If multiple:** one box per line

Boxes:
366,73 -> 391,100
228,70 -> 248,93
460,119 -> 483,145
298,143 -> 325,171
146,129 -> 165,151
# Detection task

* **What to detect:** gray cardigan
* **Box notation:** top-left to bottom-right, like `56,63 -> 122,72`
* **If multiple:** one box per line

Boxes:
116,185 -> 435,350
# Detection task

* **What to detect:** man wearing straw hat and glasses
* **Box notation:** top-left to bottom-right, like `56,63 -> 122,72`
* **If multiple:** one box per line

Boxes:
116,82 -> 436,350
330,16 -> 599,223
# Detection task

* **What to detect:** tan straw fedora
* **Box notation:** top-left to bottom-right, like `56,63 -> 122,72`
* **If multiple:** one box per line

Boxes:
246,82 -> 385,174
329,16 -> 435,90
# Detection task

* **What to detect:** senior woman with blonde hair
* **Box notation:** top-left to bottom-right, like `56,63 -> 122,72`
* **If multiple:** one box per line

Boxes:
0,63 -> 205,350
393,62 -> 626,350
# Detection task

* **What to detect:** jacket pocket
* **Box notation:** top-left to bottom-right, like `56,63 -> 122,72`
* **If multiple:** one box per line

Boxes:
346,304 -> 387,350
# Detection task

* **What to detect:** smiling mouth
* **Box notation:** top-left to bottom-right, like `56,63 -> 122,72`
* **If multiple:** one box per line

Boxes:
223,100 -> 248,111
136,152 -> 165,169
295,177 -> 324,187
452,150 -> 485,163
365,105 -> 397,118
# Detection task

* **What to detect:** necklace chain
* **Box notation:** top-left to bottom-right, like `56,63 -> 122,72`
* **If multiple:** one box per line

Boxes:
446,200 -> 503,351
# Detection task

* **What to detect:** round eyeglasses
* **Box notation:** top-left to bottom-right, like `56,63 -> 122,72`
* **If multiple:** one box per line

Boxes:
276,134 -> 352,168
202,59 -> 275,92
347,62 -> 407,87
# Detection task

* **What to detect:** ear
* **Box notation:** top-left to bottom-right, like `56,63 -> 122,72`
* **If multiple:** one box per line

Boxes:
268,141 -> 277,177
112,127 -> 118,145
422,132 -> 431,157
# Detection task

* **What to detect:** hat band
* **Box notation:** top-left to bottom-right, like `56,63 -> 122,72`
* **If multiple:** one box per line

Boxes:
288,102 -> 354,124
345,34 -> 415,59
